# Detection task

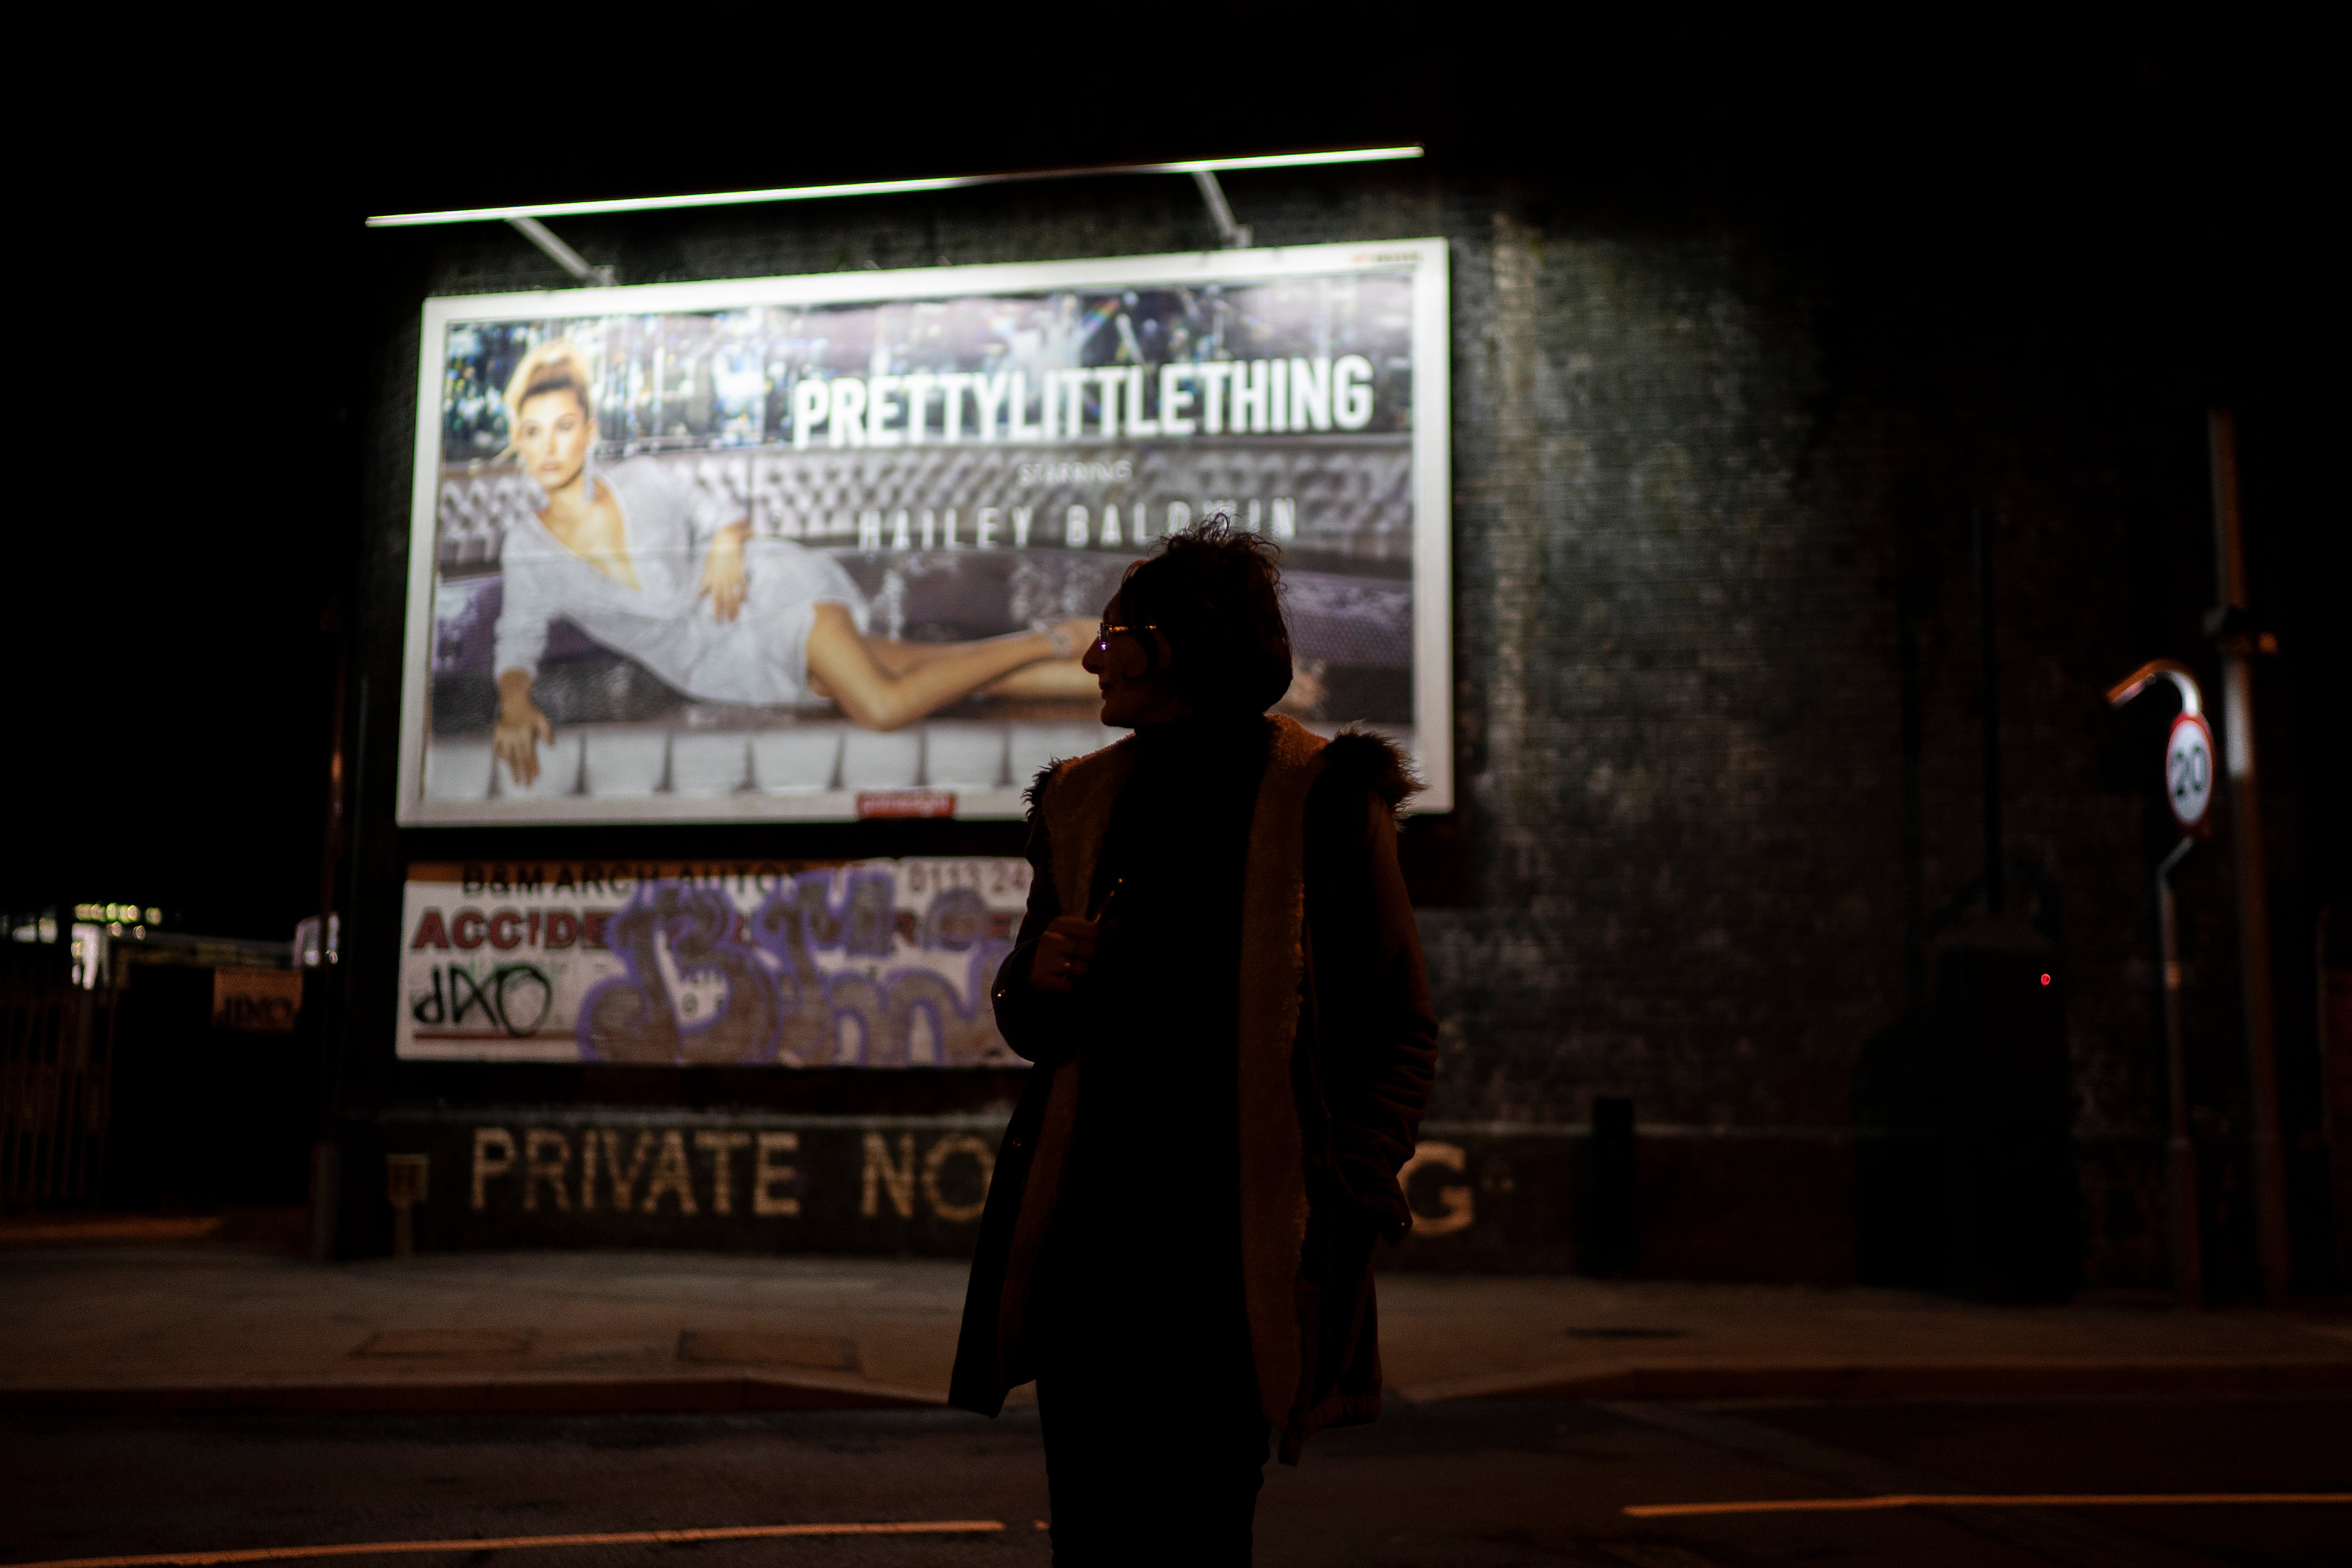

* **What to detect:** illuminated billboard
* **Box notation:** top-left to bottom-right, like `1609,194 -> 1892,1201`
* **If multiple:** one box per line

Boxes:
395,241 -> 1451,823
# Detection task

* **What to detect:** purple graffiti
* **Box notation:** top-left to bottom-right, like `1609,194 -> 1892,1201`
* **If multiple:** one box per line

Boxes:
749,873 -> 1012,1067
579,881 -> 783,1066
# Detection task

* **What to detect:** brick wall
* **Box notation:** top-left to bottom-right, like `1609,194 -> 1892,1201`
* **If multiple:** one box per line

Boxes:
1422,207 -> 2201,1284
349,166 -> 2314,1286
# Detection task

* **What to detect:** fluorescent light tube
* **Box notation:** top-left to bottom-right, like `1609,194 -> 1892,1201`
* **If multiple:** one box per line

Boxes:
366,146 -> 1424,228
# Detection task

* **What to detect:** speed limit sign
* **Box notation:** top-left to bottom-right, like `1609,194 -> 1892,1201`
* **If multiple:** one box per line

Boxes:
2165,712 -> 2215,829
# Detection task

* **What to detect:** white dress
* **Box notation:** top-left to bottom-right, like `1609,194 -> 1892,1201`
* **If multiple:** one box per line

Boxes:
494,459 -> 869,704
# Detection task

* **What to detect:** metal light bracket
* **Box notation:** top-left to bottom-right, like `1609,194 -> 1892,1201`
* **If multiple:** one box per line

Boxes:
1190,170 -> 1253,249
506,216 -> 615,287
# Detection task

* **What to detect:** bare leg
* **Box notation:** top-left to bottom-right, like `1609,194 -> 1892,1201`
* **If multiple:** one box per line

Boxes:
982,658 -> 1099,698
807,606 -> 1097,730
860,639 -> 965,675
859,631 -> 1096,698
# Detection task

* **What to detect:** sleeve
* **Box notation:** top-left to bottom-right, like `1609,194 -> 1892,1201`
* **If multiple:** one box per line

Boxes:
1305,780 -> 1440,1244
748,537 -> 872,633
680,466 -> 747,547
989,796 -> 1080,1066
491,543 -> 555,683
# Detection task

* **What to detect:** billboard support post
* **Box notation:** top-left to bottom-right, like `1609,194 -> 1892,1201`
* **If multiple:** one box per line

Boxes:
309,597 -> 350,1262
1975,508 -> 2002,913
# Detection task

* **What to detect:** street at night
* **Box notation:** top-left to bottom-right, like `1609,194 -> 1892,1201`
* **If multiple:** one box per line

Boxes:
4,17 -> 2343,1568
7,1398 -> 2349,1568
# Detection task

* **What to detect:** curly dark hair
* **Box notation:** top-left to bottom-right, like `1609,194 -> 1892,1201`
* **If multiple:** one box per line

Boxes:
1115,517 -> 1293,714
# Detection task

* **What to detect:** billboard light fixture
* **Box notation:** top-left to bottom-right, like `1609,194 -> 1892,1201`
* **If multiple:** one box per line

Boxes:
364,146 -> 1425,228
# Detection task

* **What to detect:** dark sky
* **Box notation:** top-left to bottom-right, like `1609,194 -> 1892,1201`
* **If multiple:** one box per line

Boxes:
4,12 -> 2330,937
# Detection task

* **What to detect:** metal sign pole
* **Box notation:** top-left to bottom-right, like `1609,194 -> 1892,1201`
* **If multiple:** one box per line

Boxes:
2156,835 -> 2200,1302
2107,659 -> 2214,1305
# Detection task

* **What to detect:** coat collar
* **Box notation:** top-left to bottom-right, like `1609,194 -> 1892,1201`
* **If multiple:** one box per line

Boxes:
1040,713 -> 1323,917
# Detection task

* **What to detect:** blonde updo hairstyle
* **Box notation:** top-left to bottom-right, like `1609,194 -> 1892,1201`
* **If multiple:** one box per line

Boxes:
500,339 -> 599,457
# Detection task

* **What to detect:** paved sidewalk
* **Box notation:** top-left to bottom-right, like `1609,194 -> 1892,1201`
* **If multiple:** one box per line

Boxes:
3,1239 -> 2349,1413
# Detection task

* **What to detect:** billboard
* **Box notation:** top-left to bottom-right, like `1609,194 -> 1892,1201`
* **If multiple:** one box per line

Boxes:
395,241 -> 1451,823
396,860 -> 1030,1066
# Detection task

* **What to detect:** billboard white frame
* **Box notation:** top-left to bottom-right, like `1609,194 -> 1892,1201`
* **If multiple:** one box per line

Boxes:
395,238 -> 1452,825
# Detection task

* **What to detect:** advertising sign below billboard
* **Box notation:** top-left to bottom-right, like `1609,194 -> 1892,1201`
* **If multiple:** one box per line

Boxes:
397,241 -> 1451,824
396,859 -> 1030,1067
213,967 -> 304,1032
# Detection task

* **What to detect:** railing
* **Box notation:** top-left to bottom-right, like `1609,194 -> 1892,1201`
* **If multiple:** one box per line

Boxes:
1,986 -> 115,1210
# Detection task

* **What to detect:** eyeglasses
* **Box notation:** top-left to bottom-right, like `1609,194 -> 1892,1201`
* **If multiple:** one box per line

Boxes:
1092,621 -> 1162,651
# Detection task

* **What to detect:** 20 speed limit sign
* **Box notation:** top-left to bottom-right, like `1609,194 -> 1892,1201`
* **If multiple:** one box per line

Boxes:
2166,712 -> 2215,829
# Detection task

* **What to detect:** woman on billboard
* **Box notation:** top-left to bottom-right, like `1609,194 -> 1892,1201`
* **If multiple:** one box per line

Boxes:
490,341 -> 1097,783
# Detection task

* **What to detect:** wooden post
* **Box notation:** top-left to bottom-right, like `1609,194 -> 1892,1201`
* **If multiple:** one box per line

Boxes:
2208,409 -> 2291,1301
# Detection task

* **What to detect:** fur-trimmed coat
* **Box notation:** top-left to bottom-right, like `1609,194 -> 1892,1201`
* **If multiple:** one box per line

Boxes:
948,715 -> 1438,1463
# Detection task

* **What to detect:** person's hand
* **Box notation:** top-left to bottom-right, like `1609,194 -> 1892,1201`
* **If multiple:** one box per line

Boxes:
1028,914 -> 1100,992
494,699 -> 554,785
701,532 -> 748,622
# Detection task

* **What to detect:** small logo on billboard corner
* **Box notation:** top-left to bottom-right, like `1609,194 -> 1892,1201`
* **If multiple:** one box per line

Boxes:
857,790 -> 957,819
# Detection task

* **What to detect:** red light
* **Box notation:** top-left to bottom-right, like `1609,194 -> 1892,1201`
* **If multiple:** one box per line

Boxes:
2040,973 -> 2052,986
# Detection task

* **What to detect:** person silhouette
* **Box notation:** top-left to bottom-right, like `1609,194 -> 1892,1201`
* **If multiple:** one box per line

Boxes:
951,519 -> 1438,1565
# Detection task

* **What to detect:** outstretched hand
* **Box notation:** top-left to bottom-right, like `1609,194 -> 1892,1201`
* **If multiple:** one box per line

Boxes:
1028,915 -> 1100,993
493,700 -> 554,785
700,532 -> 748,622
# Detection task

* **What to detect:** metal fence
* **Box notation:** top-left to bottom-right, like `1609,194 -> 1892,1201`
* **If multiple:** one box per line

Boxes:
1,986 -> 114,1210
